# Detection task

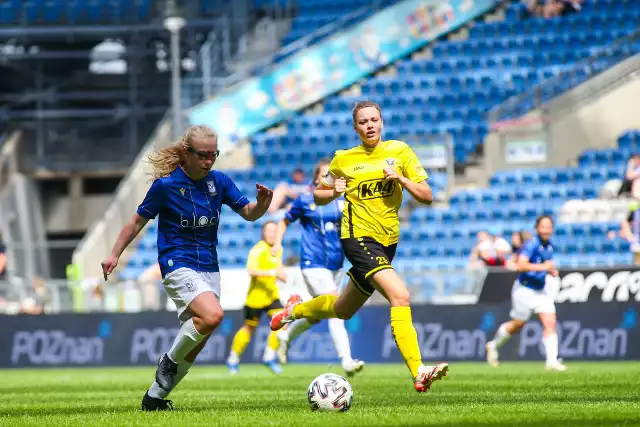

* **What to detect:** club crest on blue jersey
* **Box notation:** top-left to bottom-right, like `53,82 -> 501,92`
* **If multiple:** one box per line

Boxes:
207,181 -> 217,195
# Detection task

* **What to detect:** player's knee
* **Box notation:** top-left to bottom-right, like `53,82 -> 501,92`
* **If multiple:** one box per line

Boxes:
199,310 -> 224,331
389,289 -> 411,307
334,304 -> 354,320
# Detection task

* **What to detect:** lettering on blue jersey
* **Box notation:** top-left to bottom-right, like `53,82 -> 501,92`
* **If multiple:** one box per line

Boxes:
180,213 -> 219,229
359,179 -> 395,200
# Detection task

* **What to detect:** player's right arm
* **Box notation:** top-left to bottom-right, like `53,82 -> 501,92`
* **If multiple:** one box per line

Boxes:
314,155 -> 346,206
516,240 -> 556,274
102,179 -> 164,281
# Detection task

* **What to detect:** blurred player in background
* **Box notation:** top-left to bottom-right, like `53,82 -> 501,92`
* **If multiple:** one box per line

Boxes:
271,101 -> 449,393
485,215 -> 567,371
101,125 -> 273,411
227,221 -> 287,374
271,158 -> 364,376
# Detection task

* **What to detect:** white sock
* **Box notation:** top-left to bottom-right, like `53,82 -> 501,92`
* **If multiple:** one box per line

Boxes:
263,346 -> 277,362
490,323 -> 511,350
284,319 -> 312,343
328,318 -> 352,362
543,333 -> 559,363
148,362 -> 192,399
227,351 -> 239,365
167,318 -> 207,363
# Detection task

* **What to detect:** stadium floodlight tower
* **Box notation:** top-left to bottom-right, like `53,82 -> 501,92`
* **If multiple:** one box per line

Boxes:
164,0 -> 186,140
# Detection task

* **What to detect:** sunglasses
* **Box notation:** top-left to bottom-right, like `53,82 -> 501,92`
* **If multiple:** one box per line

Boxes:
187,146 -> 220,161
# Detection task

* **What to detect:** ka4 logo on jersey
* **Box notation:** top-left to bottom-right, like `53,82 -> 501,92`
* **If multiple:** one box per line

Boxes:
358,179 -> 395,200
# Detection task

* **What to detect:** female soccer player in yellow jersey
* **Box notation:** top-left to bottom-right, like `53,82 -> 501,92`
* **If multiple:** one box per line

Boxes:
227,221 -> 287,374
272,101 -> 449,393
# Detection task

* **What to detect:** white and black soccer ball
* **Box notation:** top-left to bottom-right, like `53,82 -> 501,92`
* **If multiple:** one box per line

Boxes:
307,373 -> 353,412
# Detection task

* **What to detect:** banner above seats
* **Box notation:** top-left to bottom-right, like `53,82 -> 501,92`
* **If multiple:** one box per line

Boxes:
189,0 -> 498,150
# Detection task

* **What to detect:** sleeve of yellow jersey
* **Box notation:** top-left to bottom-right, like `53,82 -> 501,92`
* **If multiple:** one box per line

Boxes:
245,243 -> 264,270
320,154 -> 341,188
402,144 -> 429,183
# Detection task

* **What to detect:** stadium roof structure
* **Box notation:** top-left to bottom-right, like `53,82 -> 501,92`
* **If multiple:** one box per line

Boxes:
0,0 -> 255,175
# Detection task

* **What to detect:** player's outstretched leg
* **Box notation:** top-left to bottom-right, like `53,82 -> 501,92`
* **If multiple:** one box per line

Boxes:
227,325 -> 254,374
155,293 -> 221,391
327,318 -> 364,376
270,294 -> 333,330
485,321 -> 517,367
372,269 -> 449,393
539,312 -> 567,372
143,335 -> 210,411
277,319 -> 312,364
263,327 -> 283,374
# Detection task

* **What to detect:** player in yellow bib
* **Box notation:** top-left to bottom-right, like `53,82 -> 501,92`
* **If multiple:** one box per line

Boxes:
272,101 -> 449,393
228,221 -> 287,374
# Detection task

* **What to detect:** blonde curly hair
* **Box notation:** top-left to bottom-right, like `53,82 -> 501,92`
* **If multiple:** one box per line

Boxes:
148,125 -> 218,179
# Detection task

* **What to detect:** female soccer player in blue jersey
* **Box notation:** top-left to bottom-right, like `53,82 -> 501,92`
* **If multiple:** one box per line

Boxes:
485,215 -> 567,371
271,159 -> 364,375
101,125 -> 273,411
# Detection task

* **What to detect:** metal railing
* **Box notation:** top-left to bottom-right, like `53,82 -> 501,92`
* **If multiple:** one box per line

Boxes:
0,266 -> 489,314
488,29 -> 640,123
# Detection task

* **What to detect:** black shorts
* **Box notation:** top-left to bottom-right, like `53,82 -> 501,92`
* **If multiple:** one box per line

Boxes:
243,300 -> 283,326
341,237 -> 397,296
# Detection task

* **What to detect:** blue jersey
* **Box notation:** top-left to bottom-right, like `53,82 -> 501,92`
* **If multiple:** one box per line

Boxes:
284,193 -> 344,271
517,235 -> 554,290
137,167 -> 249,277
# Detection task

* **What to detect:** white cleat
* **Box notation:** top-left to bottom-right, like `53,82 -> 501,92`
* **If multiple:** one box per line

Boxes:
414,362 -> 449,393
485,342 -> 499,368
342,359 -> 365,377
545,360 -> 568,372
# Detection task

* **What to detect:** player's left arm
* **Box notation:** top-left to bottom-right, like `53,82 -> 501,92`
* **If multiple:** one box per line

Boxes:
384,146 -> 432,205
222,173 -> 273,222
238,183 -> 273,222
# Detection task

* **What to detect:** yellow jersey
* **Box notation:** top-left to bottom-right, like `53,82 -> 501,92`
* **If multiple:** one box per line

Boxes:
321,139 -> 428,246
245,240 -> 282,308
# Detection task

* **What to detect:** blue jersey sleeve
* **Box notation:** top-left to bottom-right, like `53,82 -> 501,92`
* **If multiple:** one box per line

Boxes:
137,179 -> 165,219
519,238 -> 538,261
221,174 -> 250,212
284,196 -> 304,223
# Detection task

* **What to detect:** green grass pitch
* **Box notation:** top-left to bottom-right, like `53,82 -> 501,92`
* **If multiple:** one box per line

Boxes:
2,362 -> 640,426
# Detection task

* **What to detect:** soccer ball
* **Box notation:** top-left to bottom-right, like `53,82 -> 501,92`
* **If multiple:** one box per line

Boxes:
307,373 -> 353,412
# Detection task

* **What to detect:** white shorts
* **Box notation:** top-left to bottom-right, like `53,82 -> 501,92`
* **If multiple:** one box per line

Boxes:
301,268 -> 344,297
510,280 -> 556,322
162,267 -> 221,322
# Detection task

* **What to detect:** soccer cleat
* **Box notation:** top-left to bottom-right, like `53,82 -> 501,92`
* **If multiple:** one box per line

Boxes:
343,359 -> 365,377
264,359 -> 283,374
141,391 -> 174,411
414,363 -> 449,393
276,331 -> 289,364
270,295 -> 302,331
227,362 -> 239,375
485,342 -> 499,368
155,353 -> 178,391
545,360 -> 568,372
